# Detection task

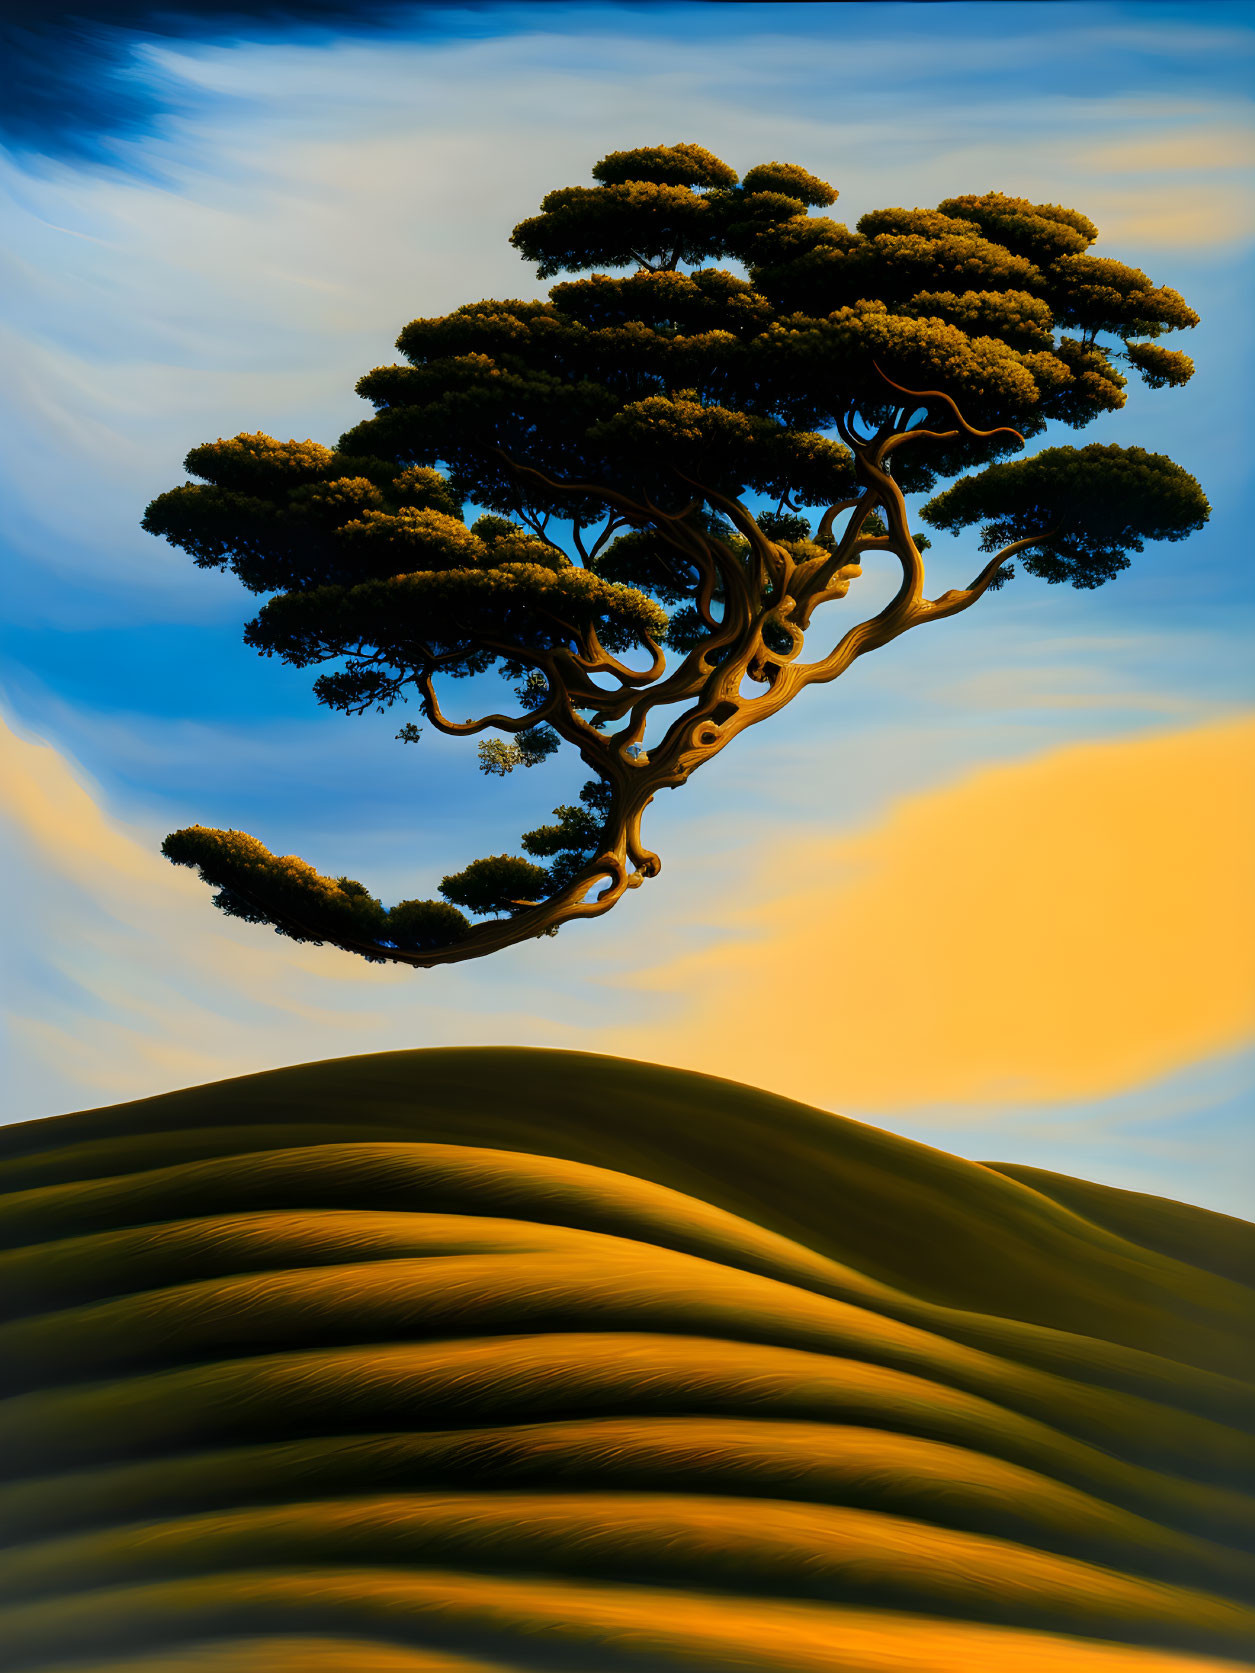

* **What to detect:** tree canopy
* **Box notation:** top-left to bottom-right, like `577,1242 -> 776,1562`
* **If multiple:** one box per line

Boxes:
145,142 -> 1209,966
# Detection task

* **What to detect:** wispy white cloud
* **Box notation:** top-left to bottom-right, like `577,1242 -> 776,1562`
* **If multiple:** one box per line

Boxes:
940,665 -> 1218,718
0,709 -> 590,1117
1080,21 -> 1255,58
1087,129 -> 1255,172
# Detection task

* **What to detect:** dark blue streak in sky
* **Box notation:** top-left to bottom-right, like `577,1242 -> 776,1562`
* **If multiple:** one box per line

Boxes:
0,0 -> 773,160
0,2 -> 496,159
3,1 -> 1247,163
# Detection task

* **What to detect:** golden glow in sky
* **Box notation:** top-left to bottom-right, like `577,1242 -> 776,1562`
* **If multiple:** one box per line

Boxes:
610,716 -> 1255,1114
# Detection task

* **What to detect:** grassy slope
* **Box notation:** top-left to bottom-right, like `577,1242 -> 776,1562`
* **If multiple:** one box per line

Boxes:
1,1047 -> 1252,1673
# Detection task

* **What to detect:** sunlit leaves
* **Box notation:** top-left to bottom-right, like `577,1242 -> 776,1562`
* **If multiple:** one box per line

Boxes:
549,268 -> 770,335
1126,341 -> 1195,389
336,507 -> 486,572
591,142 -> 738,189
393,466 -> 465,516
1046,254 -> 1199,340
183,433 -> 337,491
477,726 -> 560,775
288,476 -> 385,523
738,161 -> 837,206
756,300 -> 1043,426
935,193 -> 1097,266
162,826 -> 388,948
901,289 -> 1055,351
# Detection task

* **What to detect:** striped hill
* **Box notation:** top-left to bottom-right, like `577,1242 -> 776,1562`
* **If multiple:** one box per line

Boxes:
1,1047 -> 1252,1672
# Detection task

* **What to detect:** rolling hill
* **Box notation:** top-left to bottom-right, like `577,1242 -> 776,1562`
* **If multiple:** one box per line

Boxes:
1,1047 -> 1252,1672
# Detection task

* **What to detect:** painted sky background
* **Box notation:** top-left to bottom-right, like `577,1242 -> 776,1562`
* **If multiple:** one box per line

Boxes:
2,0 -> 1253,1214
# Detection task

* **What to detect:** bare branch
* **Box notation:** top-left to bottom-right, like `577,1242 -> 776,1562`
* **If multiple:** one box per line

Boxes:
573,623 -> 667,687
870,363 -> 1026,460
918,528 -> 1060,622
815,498 -> 861,545
587,513 -> 629,561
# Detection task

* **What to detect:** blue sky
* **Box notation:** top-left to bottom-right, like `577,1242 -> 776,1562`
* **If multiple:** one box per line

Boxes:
2,1 -> 1253,1214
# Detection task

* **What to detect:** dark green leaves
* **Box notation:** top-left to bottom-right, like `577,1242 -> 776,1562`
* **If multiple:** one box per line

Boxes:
142,439 -> 471,595
511,181 -> 725,280
549,268 -> 770,335
587,395 -> 851,503
246,565 -> 668,677
522,801 -> 604,891
921,444 -> 1210,588
162,826 -> 472,951
141,485 -> 284,584
162,827 -> 388,947
387,898 -> 471,950
591,528 -> 702,605
439,853 -> 552,916
521,801 -> 602,858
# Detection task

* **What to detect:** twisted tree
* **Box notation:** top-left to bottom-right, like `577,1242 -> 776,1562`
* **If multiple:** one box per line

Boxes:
145,143 -> 1209,967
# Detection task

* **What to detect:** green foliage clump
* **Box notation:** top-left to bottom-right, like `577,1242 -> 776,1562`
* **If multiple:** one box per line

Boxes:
1125,342 -> 1195,389
161,827 -> 389,952
386,897 -> 471,950
521,794 -> 606,890
161,830 -> 475,954
439,854 -> 552,917
591,142 -> 740,189
922,444 -> 1210,587
477,726 -> 561,775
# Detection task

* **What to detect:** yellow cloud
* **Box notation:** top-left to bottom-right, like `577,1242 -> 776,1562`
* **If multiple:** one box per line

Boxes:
1,721 -> 160,890
1085,130 -> 1255,172
1088,183 -> 1255,248
606,716 -> 1255,1114
0,716 -> 399,991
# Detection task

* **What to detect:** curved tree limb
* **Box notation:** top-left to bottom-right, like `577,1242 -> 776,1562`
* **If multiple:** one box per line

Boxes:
916,529 -> 1061,621
869,364 -> 1028,459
